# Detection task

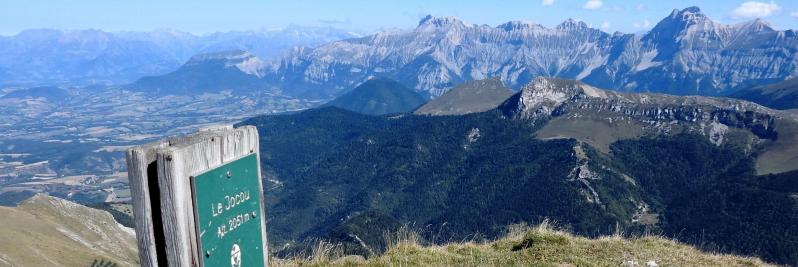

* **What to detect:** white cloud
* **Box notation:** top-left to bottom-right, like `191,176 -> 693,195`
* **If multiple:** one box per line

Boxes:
582,0 -> 603,10
635,4 -> 646,12
633,20 -> 651,29
600,21 -> 611,31
791,11 -> 798,18
731,1 -> 781,18
541,0 -> 555,6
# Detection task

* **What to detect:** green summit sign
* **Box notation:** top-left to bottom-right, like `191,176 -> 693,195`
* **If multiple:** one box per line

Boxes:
191,153 -> 266,267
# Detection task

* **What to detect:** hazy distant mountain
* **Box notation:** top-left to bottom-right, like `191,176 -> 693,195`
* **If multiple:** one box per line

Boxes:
7,7 -> 794,98
0,26 -> 361,86
324,78 -> 427,115
414,78 -> 513,115
730,78 -> 798,110
199,25 -> 363,59
126,50 -> 271,95
0,86 -> 69,102
263,7 -> 798,98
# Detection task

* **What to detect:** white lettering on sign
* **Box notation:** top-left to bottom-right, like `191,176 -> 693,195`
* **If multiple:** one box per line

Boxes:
209,190 -> 257,239
211,190 -> 251,218
216,212 -> 255,239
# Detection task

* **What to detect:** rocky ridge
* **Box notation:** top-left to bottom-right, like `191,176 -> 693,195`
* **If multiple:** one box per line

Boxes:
262,7 -> 798,98
501,77 -> 798,174
0,194 -> 138,266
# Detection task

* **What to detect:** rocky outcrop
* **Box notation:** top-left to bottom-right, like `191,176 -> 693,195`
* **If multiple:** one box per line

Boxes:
501,77 -> 782,139
501,77 -> 798,174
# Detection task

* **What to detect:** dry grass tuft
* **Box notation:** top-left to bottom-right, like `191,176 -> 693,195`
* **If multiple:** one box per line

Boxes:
270,222 -> 776,267
309,240 -> 342,263
384,224 -> 422,252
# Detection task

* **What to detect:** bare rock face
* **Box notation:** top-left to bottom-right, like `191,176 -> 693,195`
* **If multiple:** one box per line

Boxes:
502,77 -> 780,126
264,7 -> 798,99
0,194 -> 138,266
500,78 -> 592,119
500,77 -> 798,174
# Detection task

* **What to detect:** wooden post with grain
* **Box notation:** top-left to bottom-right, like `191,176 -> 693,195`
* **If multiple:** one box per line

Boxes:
126,125 -> 268,267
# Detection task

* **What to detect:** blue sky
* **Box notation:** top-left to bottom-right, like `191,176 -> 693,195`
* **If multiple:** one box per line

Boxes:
0,0 -> 796,35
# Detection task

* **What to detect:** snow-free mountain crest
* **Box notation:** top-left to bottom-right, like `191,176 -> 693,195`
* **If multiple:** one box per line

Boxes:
262,7 -> 798,99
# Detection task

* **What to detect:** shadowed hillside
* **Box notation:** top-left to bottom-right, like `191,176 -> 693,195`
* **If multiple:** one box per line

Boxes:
414,78 -> 514,116
731,78 -> 798,110
324,78 -> 428,115
241,78 -> 798,265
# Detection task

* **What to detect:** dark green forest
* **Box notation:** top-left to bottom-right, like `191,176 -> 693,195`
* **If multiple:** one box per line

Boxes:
241,107 -> 798,265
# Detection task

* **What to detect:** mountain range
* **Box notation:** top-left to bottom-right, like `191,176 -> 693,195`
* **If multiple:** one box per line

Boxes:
241,77 -> 798,264
261,7 -> 798,98
121,7 -> 798,100
0,26 -> 361,86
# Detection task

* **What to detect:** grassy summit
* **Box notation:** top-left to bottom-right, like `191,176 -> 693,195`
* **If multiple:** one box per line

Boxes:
272,223 -> 773,267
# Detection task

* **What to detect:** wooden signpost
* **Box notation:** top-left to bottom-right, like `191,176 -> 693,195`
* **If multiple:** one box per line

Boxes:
126,125 -> 268,267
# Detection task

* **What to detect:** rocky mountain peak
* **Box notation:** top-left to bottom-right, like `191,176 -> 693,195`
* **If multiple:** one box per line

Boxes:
665,6 -> 708,23
556,18 -> 590,31
501,77 -> 603,119
674,6 -> 702,16
417,15 -> 466,29
498,21 -> 545,32
264,7 -> 797,98
734,18 -> 775,33
655,6 -> 717,33
643,6 -> 724,59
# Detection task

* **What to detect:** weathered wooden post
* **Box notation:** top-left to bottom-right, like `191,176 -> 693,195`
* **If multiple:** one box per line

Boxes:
126,125 -> 268,267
